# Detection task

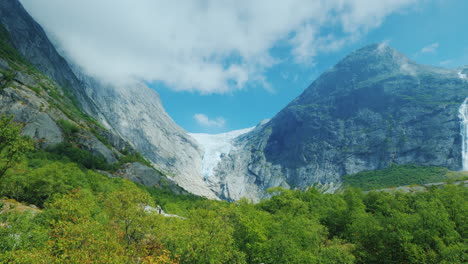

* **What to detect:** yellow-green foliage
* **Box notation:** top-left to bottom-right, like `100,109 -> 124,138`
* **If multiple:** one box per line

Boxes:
0,118 -> 466,263
0,115 -> 34,178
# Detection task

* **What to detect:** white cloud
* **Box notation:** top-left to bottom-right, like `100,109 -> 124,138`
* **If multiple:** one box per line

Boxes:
20,0 -> 421,94
439,59 -> 453,66
420,42 -> 439,53
194,114 -> 226,128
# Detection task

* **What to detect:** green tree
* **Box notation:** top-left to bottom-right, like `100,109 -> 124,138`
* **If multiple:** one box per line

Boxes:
0,115 -> 33,178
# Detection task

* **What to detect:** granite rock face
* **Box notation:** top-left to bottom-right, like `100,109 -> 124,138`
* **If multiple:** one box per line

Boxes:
213,44 -> 468,201
0,84 -> 63,147
72,71 -> 212,198
0,0 -> 99,115
0,66 -> 119,162
0,0 -> 192,196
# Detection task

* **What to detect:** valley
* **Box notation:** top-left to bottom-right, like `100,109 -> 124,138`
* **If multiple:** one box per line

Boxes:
0,0 -> 466,263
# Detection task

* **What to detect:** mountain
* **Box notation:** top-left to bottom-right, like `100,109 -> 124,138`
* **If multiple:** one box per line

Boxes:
0,0 -> 216,198
207,43 -> 468,201
71,70 -> 212,198
0,0 -> 99,116
0,0 -> 188,195
2,0 -> 467,202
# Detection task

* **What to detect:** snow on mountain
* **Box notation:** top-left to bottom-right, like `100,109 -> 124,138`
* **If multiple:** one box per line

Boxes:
189,127 -> 254,180
458,71 -> 467,80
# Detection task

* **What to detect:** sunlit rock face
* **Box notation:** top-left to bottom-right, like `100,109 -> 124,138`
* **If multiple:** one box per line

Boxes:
72,72 -> 213,198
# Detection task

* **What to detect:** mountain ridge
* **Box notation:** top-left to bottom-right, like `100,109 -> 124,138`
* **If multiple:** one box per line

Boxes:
0,0 -> 190,196
1,0 -> 467,202
207,42 -> 468,201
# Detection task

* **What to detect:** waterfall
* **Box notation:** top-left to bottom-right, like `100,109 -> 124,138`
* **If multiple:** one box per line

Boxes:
459,98 -> 468,171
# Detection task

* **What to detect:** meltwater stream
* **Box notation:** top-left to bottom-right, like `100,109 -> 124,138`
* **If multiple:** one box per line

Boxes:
459,98 -> 468,171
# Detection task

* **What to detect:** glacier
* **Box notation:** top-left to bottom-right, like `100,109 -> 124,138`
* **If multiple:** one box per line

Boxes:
189,127 -> 254,180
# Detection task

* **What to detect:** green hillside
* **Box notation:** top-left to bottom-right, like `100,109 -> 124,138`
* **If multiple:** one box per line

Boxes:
341,164 -> 462,191
0,115 -> 465,263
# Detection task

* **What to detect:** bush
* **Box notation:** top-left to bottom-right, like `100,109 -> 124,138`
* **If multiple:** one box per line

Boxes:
56,119 -> 79,136
47,142 -> 111,170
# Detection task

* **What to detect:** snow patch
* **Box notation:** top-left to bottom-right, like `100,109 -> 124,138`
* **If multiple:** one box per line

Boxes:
400,62 -> 417,76
458,71 -> 467,80
189,127 -> 254,180
377,41 -> 390,53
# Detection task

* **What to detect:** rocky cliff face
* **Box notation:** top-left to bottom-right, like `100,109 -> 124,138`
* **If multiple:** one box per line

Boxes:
71,71 -> 212,198
211,44 -> 468,201
0,0 -> 191,196
0,0 -> 99,116
1,0 -> 210,198
3,0 -> 467,202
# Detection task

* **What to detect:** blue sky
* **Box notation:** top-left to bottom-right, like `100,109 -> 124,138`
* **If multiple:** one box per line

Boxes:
157,0 -> 468,133
21,0 -> 468,133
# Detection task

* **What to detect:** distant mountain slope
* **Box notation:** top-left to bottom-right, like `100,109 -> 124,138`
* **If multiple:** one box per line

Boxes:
215,43 -> 468,201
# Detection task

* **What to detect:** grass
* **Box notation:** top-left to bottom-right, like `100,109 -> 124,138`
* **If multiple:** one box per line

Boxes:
342,164 -> 450,191
0,69 -> 15,89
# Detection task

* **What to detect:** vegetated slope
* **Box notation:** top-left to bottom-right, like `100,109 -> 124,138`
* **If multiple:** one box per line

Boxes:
0,0 -> 99,116
0,113 -> 466,263
0,5 -> 185,194
1,133 -> 466,264
340,164 -> 463,191
216,43 -> 468,201
0,0 -> 195,196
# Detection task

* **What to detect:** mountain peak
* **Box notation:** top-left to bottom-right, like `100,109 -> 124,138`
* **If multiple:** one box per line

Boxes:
338,43 -> 413,68
322,43 -> 418,84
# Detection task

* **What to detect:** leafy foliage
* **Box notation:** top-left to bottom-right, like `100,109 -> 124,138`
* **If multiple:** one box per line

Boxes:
56,119 -> 79,137
0,116 -> 466,263
46,142 -> 111,170
0,115 -> 34,178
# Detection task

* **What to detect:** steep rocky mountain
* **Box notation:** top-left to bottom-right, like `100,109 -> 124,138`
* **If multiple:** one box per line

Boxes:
0,0 -> 212,198
0,0 -> 187,195
71,70 -> 210,198
2,0 -> 467,202
0,0 -> 99,116
209,43 -> 468,201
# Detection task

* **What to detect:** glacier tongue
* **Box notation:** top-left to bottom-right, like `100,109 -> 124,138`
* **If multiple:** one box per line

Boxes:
189,127 -> 254,180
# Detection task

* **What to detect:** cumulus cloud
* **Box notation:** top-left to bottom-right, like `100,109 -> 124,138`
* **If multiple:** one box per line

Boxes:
20,0 -> 420,94
420,42 -> 439,53
194,114 -> 226,128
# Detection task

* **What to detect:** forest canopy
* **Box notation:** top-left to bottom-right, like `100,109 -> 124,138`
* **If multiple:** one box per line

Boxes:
0,116 -> 466,264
